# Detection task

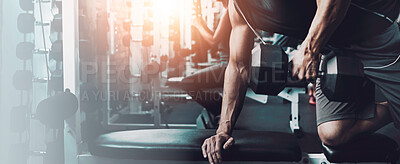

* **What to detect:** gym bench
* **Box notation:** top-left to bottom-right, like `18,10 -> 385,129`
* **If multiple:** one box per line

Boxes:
322,133 -> 399,164
88,129 -> 302,163
86,129 -> 399,164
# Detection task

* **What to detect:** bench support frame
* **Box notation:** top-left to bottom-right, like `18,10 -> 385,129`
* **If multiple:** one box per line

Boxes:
278,87 -> 306,134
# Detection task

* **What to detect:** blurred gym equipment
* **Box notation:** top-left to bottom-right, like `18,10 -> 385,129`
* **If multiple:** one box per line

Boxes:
4,0 -> 399,164
13,70 -> 33,90
35,90 -> 78,164
19,0 -> 34,11
36,89 -> 79,127
17,13 -> 35,34
16,42 -> 34,60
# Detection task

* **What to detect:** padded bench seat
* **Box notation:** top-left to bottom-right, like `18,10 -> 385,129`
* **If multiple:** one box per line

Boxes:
322,134 -> 399,163
89,129 -> 302,162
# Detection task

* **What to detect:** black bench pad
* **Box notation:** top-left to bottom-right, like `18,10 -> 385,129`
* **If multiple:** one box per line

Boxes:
322,134 -> 399,163
89,129 -> 302,162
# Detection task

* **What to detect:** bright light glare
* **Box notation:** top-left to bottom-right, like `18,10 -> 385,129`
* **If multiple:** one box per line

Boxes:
154,0 -> 179,14
151,0 -> 193,50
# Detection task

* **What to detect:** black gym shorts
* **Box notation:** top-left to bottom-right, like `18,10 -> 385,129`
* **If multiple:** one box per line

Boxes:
234,0 -> 400,128
316,23 -> 400,129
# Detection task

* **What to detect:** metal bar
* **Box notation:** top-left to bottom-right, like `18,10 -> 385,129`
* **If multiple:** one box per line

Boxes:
33,49 -> 50,54
290,98 -> 300,133
62,0 -> 80,163
35,0 -> 52,3
0,0 -> 2,122
278,88 -> 305,133
153,77 -> 162,127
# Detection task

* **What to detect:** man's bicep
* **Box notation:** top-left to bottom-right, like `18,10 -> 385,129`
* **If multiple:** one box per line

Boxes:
229,26 -> 253,65
228,0 -> 254,64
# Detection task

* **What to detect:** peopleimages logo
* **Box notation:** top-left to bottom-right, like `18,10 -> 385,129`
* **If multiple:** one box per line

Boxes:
80,61 -> 228,84
80,90 -> 222,102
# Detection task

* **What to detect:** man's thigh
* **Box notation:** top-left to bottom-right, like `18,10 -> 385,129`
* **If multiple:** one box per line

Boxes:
318,119 -> 355,137
315,78 -> 376,127
346,23 -> 400,129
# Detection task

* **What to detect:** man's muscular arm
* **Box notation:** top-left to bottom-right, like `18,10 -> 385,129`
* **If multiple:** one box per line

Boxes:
216,0 -> 253,136
201,1 -> 253,164
307,0 -> 351,53
293,0 -> 351,80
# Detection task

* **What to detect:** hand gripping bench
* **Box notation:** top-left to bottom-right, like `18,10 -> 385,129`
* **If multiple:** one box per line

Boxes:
89,129 -> 302,162
322,134 -> 399,164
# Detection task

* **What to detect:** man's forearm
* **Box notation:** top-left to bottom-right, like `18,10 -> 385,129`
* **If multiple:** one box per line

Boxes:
216,21 -> 253,135
304,0 -> 351,55
216,62 -> 249,135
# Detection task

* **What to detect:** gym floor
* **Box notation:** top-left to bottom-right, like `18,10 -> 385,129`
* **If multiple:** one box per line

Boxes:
162,94 -> 400,153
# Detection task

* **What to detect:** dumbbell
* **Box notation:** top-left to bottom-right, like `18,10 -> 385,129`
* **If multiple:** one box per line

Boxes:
249,44 -> 288,95
250,45 -> 366,102
35,89 -> 79,128
141,59 -> 169,83
318,50 -> 366,102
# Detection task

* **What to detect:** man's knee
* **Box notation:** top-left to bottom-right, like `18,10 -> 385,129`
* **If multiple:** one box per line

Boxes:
318,120 -> 354,146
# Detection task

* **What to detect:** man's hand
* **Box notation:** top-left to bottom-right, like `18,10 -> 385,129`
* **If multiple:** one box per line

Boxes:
292,0 -> 351,81
202,132 -> 234,164
292,41 -> 321,82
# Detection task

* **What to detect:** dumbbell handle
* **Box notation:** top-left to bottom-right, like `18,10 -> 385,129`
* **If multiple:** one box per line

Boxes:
320,50 -> 339,72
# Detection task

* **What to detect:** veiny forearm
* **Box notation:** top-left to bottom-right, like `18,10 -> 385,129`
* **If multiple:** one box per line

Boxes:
304,0 -> 351,55
215,0 -> 253,135
216,60 -> 249,135
216,24 -> 253,135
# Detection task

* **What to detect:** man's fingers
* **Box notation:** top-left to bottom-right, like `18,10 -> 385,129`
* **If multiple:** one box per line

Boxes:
215,150 -> 222,164
292,65 -> 299,77
312,62 -> 319,79
312,67 -> 318,78
305,68 -> 311,80
215,138 -> 223,164
202,140 -> 207,158
307,69 -> 317,82
202,134 -> 236,163
211,152 -> 219,164
298,67 -> 305,80
210,137 -> 219,164
292,63 -> 303,80
223,137 -> 234,150
207,141 -> 215,164
207,154 -> 214,164
291,52 -> 302,75
306,61 -> 319,82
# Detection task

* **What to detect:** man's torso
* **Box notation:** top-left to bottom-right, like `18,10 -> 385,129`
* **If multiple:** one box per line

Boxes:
235,0 -> 400,46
